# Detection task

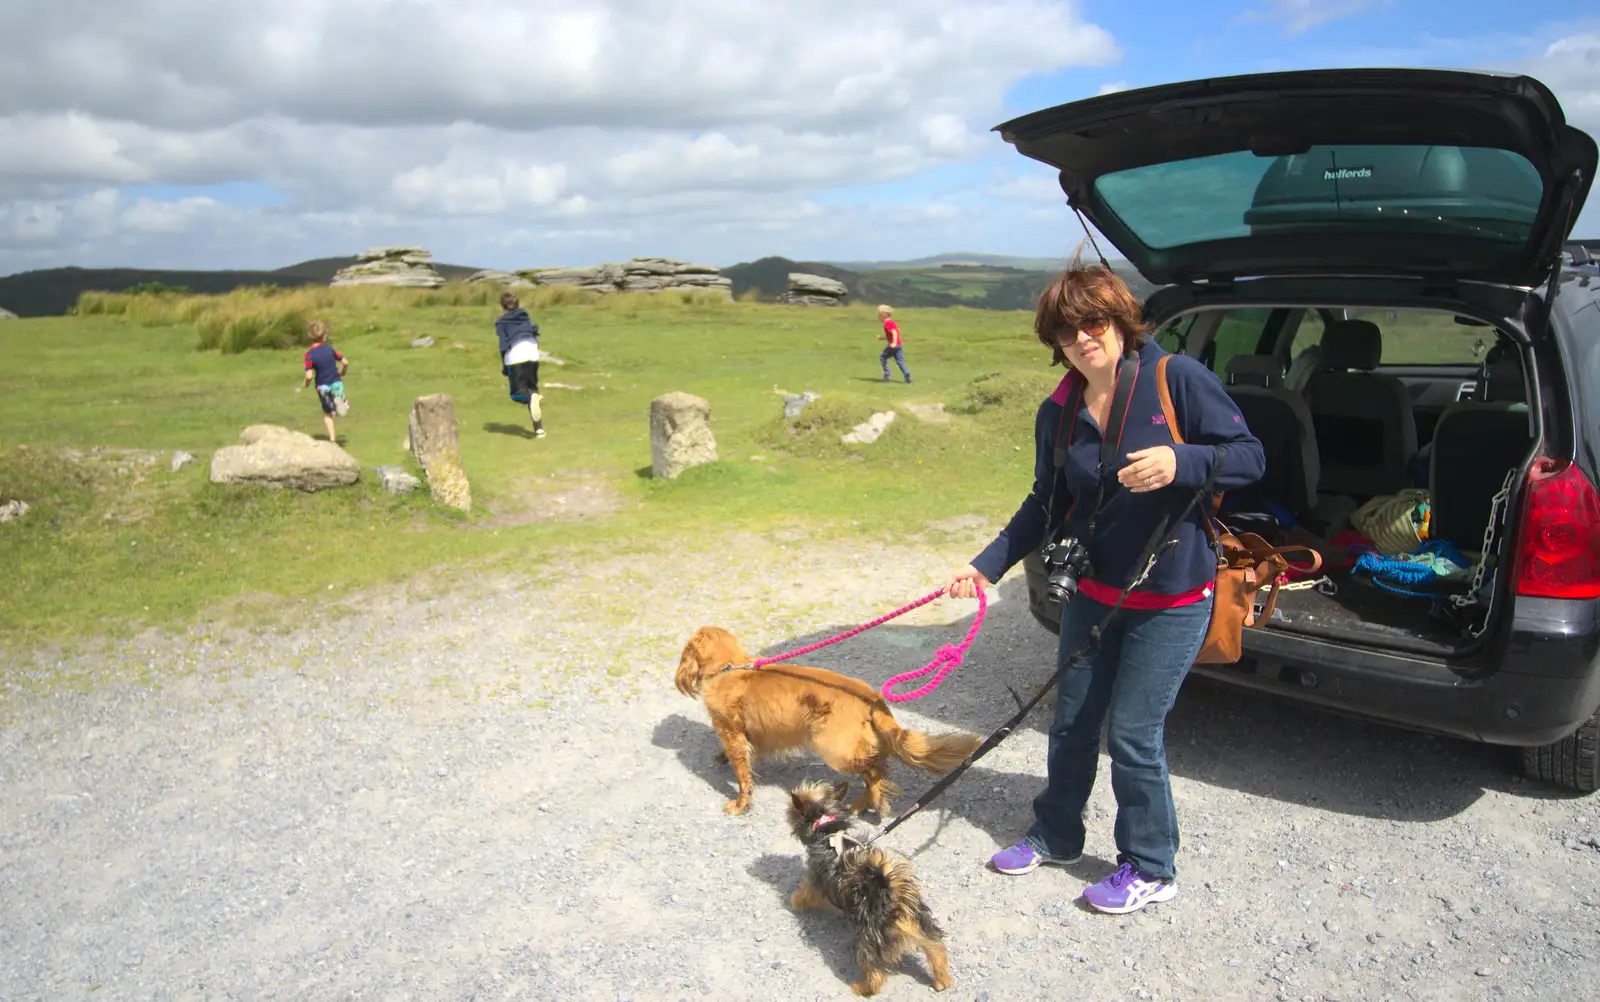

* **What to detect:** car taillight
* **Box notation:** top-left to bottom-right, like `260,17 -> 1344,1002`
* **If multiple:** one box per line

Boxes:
1513,458 -> 1600,600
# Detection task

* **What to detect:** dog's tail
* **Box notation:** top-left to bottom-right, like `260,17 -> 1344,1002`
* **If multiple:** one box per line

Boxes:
851,847 -> 945,952
872,705 -> 982,775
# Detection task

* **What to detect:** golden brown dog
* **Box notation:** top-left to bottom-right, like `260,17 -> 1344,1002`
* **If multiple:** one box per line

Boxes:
676,625 -> 982,816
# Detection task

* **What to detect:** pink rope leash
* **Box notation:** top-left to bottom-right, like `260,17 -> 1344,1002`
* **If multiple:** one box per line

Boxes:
881,586 -> 987,702
745,586 -> 988,702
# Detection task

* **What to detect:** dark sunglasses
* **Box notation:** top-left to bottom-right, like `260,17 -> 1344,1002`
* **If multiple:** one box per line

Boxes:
1056,315 -> 1111,339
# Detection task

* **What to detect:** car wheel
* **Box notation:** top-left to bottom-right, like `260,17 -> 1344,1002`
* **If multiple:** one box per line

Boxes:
1521,712 -> 1600,793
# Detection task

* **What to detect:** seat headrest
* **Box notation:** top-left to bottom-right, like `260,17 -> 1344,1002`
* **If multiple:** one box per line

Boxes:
1319,319 -> 1383,371
1225,354 -> 1287,387
1482,347 -> 1525,404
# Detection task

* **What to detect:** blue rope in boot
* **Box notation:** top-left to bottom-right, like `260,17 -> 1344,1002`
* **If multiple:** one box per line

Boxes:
1352,540 -> 1472,598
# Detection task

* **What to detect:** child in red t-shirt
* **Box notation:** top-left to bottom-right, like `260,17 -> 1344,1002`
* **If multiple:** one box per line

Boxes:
877,304 -> 912,383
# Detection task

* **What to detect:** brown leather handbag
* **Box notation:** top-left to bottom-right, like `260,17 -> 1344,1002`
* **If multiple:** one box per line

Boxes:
1155,356 -> 1322,664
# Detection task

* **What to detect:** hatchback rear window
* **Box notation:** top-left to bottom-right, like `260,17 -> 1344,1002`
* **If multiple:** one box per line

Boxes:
1094,145 -> 1544,250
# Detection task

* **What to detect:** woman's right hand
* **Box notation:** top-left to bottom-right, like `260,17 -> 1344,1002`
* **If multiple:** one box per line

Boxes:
944,564 -> 990,600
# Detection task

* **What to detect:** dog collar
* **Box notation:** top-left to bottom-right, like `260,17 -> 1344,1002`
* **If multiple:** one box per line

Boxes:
810,813 -> 837,832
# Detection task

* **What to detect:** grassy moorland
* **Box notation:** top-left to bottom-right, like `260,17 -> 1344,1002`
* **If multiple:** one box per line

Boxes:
0,285 -> 1055,643
0,280 -> 1489,645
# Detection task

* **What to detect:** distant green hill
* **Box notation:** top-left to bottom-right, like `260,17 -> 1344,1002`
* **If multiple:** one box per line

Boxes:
828,252 -> 1080,272
0,257 -> 482,317
2,252 -> 1155,318
723,256 -> 1156,311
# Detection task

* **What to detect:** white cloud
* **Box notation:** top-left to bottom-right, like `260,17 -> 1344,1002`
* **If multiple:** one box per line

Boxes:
0,0 -> 1120,272
120,196 -> 228,234
391,161 -> 570,215
986,171 -> 1063,203
1,202 -> 65,241
1531,33 -> 1600,135
1096,81 -> 1129,95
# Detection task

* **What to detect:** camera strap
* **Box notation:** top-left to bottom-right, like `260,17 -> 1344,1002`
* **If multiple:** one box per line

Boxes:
1046,351 -> 1141,535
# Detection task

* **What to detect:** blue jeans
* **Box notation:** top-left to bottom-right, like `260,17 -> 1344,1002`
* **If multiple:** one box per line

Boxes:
1025,592 -> 1212,880
880,345 -> 911,380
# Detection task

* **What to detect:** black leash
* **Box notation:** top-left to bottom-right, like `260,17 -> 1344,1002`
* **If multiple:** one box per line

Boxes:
865,445 -> 1225,847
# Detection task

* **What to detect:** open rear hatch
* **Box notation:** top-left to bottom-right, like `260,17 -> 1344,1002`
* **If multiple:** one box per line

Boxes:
994,69 -> 1596,287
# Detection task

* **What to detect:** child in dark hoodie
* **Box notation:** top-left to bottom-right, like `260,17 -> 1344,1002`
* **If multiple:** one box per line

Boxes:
495,291 -> 545,437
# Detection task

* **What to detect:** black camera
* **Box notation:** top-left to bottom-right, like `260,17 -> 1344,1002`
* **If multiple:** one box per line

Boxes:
1041,535 -> 1093,604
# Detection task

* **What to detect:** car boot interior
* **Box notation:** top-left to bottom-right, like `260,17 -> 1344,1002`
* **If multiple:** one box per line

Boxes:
1179,307 -> 1535,654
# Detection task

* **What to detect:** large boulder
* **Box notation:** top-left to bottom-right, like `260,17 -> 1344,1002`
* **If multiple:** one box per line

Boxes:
331,246 -> 446,288
466,269 -> 535,288
360,245 -> 432,263
210,425 -> 360,491
777,273 -> 848,307
408,394 -> 472,511
517,258 -> 732,299
0,307 -> 17,320
650,392 -> 717,479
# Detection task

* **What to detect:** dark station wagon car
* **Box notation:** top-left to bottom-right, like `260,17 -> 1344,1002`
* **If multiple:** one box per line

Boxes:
996,69 -> 1600,791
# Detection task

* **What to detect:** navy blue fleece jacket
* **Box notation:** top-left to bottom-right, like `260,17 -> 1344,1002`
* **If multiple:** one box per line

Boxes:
495,308 -> 539,356
971,339 -> 1266,595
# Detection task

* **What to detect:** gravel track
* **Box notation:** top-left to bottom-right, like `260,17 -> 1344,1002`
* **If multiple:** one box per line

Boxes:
3,532 -> 1598,1001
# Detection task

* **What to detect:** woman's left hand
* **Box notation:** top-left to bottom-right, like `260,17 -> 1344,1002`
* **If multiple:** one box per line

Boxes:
1119,446 -> 1177,493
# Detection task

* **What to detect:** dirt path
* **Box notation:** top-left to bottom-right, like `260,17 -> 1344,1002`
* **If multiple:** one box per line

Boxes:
3,533 -> 1598,1001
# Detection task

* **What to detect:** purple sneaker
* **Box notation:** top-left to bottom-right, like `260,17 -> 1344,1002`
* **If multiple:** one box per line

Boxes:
989,839 -> 1080,875
1082,862 -> 1177,914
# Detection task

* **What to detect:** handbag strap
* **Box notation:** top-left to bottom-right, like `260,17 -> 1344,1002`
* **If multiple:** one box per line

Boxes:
1243,543 -> 1324,626
1155,355 -> 1224,547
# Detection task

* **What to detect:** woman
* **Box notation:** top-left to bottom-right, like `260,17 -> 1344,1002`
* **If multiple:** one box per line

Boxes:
945,265 -> 1264,914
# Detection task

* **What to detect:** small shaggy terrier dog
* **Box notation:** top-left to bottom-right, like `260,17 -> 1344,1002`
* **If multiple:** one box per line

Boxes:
676,625 -> 982,816
787,780 -> 952,996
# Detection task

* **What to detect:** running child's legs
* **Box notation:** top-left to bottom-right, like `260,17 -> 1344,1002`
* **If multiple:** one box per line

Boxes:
508,361 -> 543,430
891,346 -> 912,381
316,384 -> 339,441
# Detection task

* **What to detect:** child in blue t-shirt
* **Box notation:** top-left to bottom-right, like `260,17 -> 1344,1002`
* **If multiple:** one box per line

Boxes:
298,320 -> 350,441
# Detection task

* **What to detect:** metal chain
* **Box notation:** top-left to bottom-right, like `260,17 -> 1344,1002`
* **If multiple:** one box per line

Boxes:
1279,574 -> 1336,594
1450,467 -> 1519,636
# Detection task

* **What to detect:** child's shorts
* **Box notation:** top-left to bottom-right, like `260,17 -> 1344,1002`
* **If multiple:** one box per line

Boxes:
316,381 -> 348,416
507,361 -> 540,404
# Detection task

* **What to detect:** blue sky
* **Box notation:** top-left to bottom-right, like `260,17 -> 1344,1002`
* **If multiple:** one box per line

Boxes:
895,1 -> 1600,261
1,0 -> 1597,274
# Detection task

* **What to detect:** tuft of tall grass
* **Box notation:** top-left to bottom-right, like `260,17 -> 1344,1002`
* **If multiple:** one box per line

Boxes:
221,306 -> 310,353
411,282 -> 501,308
74,290 -> 128,316
75,279 -> 742,353
521,284 -> 601,308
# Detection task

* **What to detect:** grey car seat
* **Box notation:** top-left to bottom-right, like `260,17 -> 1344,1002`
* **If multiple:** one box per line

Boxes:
1305,319 -> 1418,497
1428,344 -> 1532,550
1224,354 -> 1321,521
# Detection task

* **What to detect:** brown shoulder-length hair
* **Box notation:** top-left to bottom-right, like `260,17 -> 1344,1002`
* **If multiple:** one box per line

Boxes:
499,291 -> 520,311
1034,264 -> 1149,368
